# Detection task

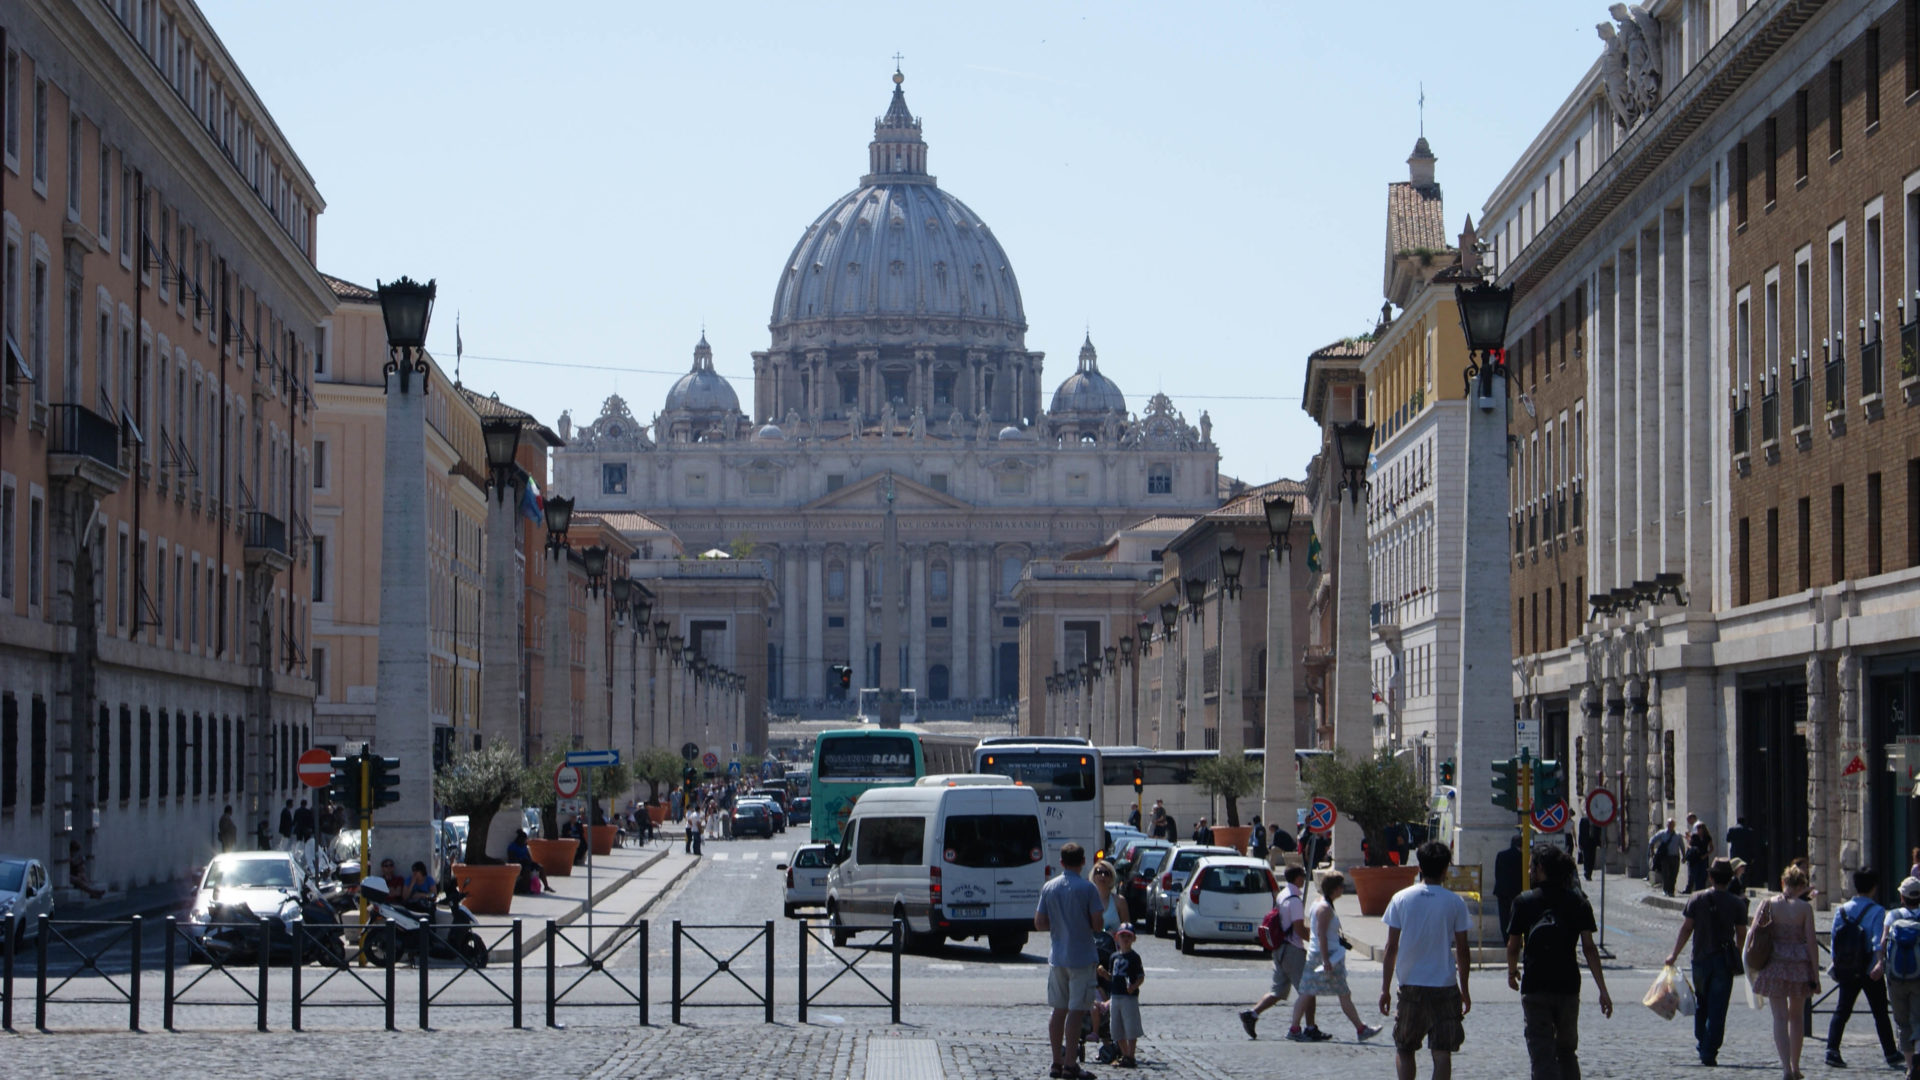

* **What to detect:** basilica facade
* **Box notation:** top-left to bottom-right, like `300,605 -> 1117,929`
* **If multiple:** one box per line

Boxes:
552,72 -> 1221,719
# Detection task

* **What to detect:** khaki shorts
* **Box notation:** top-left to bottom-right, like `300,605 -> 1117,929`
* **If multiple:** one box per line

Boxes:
1047,964 -> 1098,1011
1269,942 -> 1306,999
1393,984 -> 1466,1054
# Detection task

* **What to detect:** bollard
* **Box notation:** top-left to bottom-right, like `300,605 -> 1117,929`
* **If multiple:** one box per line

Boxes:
891,917 -> 903,1025
510,920 -> 523,1029
257,917 -> 271,1032
35,913 -> 48,1031
162,917 -> 177,1031
797,919 -> 808,1024
290,921 -> 303,1032
383,922 -> 397,1032
764,919 -> 775,1023
3,913 -> 14,1032
129,915 -> 142,1032
670,919 -> 681,1025
638,919 -> 649,1027
544,918 -> 557,1028
417,921 -> 431,1030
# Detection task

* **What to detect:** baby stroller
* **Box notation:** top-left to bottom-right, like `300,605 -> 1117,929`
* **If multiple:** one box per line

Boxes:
1080,930 -> 1119,1065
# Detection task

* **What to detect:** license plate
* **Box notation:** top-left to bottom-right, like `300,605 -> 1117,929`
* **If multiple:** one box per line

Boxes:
1220,921 -> 1253,932
949,905 -> 987,918
809,877 -> 826,886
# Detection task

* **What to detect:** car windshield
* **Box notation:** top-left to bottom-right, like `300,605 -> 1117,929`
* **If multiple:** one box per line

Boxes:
794,849 -> 829,869
1172,848 -> 1230,872
204,859 -> 296,890
737,804 -> 766,816
942,814 -> 1044,868
1133,849 -> 1170,877
1199,864 -> 1274,895
0,861 -> 25,891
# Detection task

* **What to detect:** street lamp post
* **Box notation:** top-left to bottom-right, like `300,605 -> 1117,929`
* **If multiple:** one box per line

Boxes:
580,546 -> 611,751
1217,536 -> 1246,757
1119,636 -> 1135,747
542,496 -> 576,754
1183,577 -> 1206,750
1450,275 -> 1516,875
478,418 -> 527,756
1102,646 -> 1118,746
1330,418 -> 1376,863
1261,495 -> 1298,832
1158,602 -> 1178,750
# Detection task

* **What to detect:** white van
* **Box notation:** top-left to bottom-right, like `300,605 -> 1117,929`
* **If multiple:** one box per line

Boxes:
824,774 -> 1046,956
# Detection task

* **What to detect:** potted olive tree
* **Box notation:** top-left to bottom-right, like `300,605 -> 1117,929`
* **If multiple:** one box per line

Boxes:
634,748 -> 684,825
1194,753 -> 1262,853
520,750 -> 580,877
432,744 -> 525,915
1301,748 -> 1430,915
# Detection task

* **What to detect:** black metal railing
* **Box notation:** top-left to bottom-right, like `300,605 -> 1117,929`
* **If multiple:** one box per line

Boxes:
1514,516 -> 1524,555
1862,337 -> 1883,399
47,403 -> 121,470
1732,404 -> 1750,454
1792,375 -> 1811,429
1528,509 -> 1537,549
161,916 -> 271,1032
1573,483 -> 1585,530
29,914 -> 143,1032
245,511 -> 287,556
1825,355 -> 1846,412
797,918 -> 902,1024
1761,391 -> 1780,443
1902,319 -> 1919,380
1556,490 -> 1568,536
671,920 -> 774,1024
545,918 -> 646,1028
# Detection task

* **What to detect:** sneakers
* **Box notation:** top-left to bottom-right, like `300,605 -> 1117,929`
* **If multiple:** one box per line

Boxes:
1824,1051 -> 1846,1068
1238,1010 -> 1260,1039
1358,1024 -> 1384,1042
1284,1027 -> 1307,1042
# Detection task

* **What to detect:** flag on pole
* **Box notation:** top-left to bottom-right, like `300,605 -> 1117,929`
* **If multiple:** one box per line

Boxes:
521,472 -> 543,524
454,313 -> 463,384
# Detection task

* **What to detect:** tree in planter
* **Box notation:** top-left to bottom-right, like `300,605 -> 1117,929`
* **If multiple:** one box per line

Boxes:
1193,753 -> 1262,828
523,750 -> 636,836
1301,748 -> 1430,867
432,744 -> 525,864
634,748 -> 684,804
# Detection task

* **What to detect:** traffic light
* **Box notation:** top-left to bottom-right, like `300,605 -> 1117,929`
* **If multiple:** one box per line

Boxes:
1131,764 -> 1143,793
832,664 -> 852,690
1533,758 -> 1564,809
1439,759 -> 1456,787
1490,757 -> 1520,812
367,754 -> 402,809
328,755 -> 365,826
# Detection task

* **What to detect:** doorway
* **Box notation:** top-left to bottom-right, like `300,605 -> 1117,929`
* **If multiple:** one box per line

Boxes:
997,642 -> 1020,701
1738,678 -> 1808,887
1867,660 -> 1920,882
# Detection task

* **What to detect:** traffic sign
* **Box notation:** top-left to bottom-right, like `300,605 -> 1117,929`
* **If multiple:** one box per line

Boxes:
1584,787 -> 1618,828
566,749 -> 622,768
728,761 -> 742,777
297,748 -> 333,789
1532,799 -> 1569,833
1842,755 -> 1866,777
680,742 -> 700,762
1306,796 -> 1338,835
701,751 -> 719,770
553,764 -> 583,799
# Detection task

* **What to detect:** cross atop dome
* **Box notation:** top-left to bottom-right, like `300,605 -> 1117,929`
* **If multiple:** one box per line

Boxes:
867,64 -> 932,184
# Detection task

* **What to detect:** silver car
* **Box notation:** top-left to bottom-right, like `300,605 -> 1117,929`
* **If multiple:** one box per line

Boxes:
0,856 -> 53,944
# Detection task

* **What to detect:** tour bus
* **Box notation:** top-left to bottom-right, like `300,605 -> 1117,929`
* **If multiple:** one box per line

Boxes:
1097,747 -> 1333,832
808,729 -> 977,845
971,740 -> 1103,874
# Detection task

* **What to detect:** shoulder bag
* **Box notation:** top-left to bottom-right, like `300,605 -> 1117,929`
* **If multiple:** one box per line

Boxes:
1743,897 -> 1774,972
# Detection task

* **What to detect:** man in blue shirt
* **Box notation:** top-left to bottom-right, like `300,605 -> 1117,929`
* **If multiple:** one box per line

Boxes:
1826,869 -> 1902,1069
1036,841 -> 1105,1080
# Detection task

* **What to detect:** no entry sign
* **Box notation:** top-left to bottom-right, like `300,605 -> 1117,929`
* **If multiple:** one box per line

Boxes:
297,748 -> 333,789
1306,796 -> 1338,835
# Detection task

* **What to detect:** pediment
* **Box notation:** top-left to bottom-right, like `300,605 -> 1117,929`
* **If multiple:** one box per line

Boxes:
801,471 -> 973,511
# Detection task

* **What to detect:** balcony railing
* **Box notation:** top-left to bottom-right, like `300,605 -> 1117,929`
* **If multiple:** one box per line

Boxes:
1862,338 -> 1883,399
1732,404 -> 1750,455
1556,490 -> 1568,536
1528,508 -> 1537,550
47,403 -> 121,470
1903,318 -> 1919,380
1761,390 -> 1779,443
1825,354 -> 1846,412
245,511 -> 288,556
1514,516 -> 1524,555
1571,482 -> 1584,530
1791,374 -> 1811,429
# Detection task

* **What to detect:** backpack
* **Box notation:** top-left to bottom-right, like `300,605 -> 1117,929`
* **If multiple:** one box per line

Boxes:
1829,902 -> 1875,981
1887,907 -> 1920,981
1257,903 -> 1287,952
1522,897 -> 1577,966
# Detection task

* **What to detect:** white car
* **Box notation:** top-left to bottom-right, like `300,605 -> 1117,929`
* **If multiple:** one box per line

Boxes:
1146,844 -> 1236,936
779,843 -> 834,918
0,856 -> 53,944
1174,855 -> 1278,955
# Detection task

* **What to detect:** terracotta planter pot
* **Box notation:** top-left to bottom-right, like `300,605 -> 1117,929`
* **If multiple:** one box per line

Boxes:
450,863 -> 518,916
647,804 -> 668,825
526,837 -> 577,878
1210,825 -> 1255,855
1348,865 -> 1420,917
587,824 -> 619,856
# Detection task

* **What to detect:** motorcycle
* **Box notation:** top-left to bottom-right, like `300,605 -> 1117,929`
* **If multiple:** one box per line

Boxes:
357,876 -> 487,968
196,876 -> 344,967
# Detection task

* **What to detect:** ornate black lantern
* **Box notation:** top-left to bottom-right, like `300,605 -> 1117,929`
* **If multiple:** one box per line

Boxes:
1265,496 -> 1294,555
481,419 -> 522,503
376,276 -> 435,394
543,495 -> 574,554
1137,618 -> 1153,658
1183,577 -> 1206,622
1218,538 -> 1246,600
581,545 -> 608,597
1119,636 -> 1134,664
1333,420 -> 1375,507
1159,601 -> 1179,640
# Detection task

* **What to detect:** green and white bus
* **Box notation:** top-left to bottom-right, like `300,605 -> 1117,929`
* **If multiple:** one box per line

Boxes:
807,729 -> 974,845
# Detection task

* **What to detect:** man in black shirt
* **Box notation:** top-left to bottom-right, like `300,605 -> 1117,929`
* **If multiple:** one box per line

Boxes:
1507,844 -> 1613,1079
1663,858 -> 1750,1067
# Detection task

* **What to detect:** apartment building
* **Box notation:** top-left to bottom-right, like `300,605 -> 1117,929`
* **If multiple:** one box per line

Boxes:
0,2 -> 329,892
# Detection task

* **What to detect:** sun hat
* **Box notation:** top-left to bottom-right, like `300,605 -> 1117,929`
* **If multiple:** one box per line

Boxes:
1899,876 -> 1920,900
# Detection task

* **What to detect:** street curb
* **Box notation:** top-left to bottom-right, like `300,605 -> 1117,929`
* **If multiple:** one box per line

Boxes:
484,844 -> 672,963
581,851 -> 702,965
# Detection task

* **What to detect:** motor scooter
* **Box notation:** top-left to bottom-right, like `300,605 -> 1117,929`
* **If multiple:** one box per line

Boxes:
357,876 -> 486,967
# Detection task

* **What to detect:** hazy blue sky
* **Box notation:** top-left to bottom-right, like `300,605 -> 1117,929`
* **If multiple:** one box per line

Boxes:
202,1 -> 1601,486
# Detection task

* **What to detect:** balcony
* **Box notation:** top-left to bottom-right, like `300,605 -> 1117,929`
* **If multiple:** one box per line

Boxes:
1825,355 -> 1846,419
46,403 -> 127,495
244,510 -> 292,573
1861,337 -> 1884,420
1760,390 -> 1779,446
1791,374 -> 1811,435
1731,404 -> 1750,471
1571,482 -> 1584,534
1904,318 -> 1920,403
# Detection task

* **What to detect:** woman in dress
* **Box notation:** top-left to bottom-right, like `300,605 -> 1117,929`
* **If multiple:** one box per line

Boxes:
1751,864 -> 1820,1080
1288,872 -> 1383,1043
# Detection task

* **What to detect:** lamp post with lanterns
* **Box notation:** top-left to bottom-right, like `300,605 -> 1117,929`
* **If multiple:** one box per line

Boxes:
1183,577 -> 1207,750
1327,416 -> 1377,861
1119,635 -> 1136,747
1217,534 -> 1247,756
1261,495 -> 1299,832
1157,601 -> 1179,750
479,417 -> 531,756
540,495 -> 577,754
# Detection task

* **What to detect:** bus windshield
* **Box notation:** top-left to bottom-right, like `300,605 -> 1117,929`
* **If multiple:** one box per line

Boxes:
977,753 -> 1097,802
816,735 -> 919,781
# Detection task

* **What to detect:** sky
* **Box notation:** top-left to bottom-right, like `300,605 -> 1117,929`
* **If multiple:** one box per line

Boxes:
200,0 -> 1604,486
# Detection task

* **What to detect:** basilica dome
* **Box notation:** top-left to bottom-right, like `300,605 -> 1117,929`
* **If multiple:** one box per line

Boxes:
768,72 -> 1026,347
1049,334 -> 1127,416
663,334 -> 739,414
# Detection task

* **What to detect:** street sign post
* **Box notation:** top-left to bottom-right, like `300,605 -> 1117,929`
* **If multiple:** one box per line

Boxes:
1306,797 -> 1338,836
728,761 -> 742,777
297,748 -> 333,789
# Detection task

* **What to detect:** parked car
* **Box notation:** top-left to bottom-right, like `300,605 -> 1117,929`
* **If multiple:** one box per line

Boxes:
1120,845 -> 1173,927
1173,855 -> 1278,954
1104,821 -> 1147,859
1146,845 -> 1236,937
1114,837 -> 1171,879
0,856 -> 53,944
185,852 -> 337,964
788,796 -> 812,825
778,843 -> 835,918
759,798 -> 789,833
731,801 -> 776,839
751,786 -> 790,812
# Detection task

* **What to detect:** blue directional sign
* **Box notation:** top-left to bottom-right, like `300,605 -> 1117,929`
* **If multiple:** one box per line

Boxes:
566,749 -> 622,768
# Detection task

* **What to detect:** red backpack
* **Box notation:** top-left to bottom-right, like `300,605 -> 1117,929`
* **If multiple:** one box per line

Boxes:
1256,904 -> 1286,952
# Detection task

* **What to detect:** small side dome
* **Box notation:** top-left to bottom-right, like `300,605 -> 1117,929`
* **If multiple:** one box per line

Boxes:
663,333 -> 740,414
1048,333 -> 1127,417
997,424 -> 1032,441
753,423 -> 785,441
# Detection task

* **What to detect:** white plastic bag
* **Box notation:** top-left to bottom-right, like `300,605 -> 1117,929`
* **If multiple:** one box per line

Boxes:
1643,964 -> 1681,1021
1672,970 -> 1698,1017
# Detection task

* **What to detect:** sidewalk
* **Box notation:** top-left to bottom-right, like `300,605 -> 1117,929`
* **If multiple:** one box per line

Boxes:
471,838 -> 701,962
60,875 -> 199,922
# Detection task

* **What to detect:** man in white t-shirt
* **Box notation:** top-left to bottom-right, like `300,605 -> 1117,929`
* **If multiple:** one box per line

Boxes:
1380,840 -> 1474,1080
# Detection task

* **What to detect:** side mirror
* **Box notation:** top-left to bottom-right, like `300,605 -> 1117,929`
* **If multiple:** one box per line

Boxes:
776,864 -> 789,872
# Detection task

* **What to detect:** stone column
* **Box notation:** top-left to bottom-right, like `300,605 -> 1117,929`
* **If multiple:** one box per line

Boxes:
480,480 -> 524,752
1450,367 -> 1516,880
1157,637 -> 1175,751
1625,676 -> 1649,879
1219,580 -> 1245,757
1120,658 -> 1136,746
610,621 -> 634,760
1262,543 -> 1298,834
1806,653 -> 1832,907
1183,598 -> 1205,750
806,543 -> 826,700
950,544 -> 970,703
1604,682 -> 1628,874
584,590 -> 609,749
849,547 -> 868,698
664,651 -> 685,756
908,544 -> 928,702
1579,682 -> 1602,802
974,548 -> 993,700
645,642 -> 663,750
374,368 -> 434,875
782,549 -> 802,702
1333,495 -> 1372,761
1101,662 -> 1116,746
1644,676 -> 1664,845
544,555 -> 572,755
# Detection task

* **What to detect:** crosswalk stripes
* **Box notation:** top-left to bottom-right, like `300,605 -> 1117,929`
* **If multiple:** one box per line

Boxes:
711,852 -> 730,861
